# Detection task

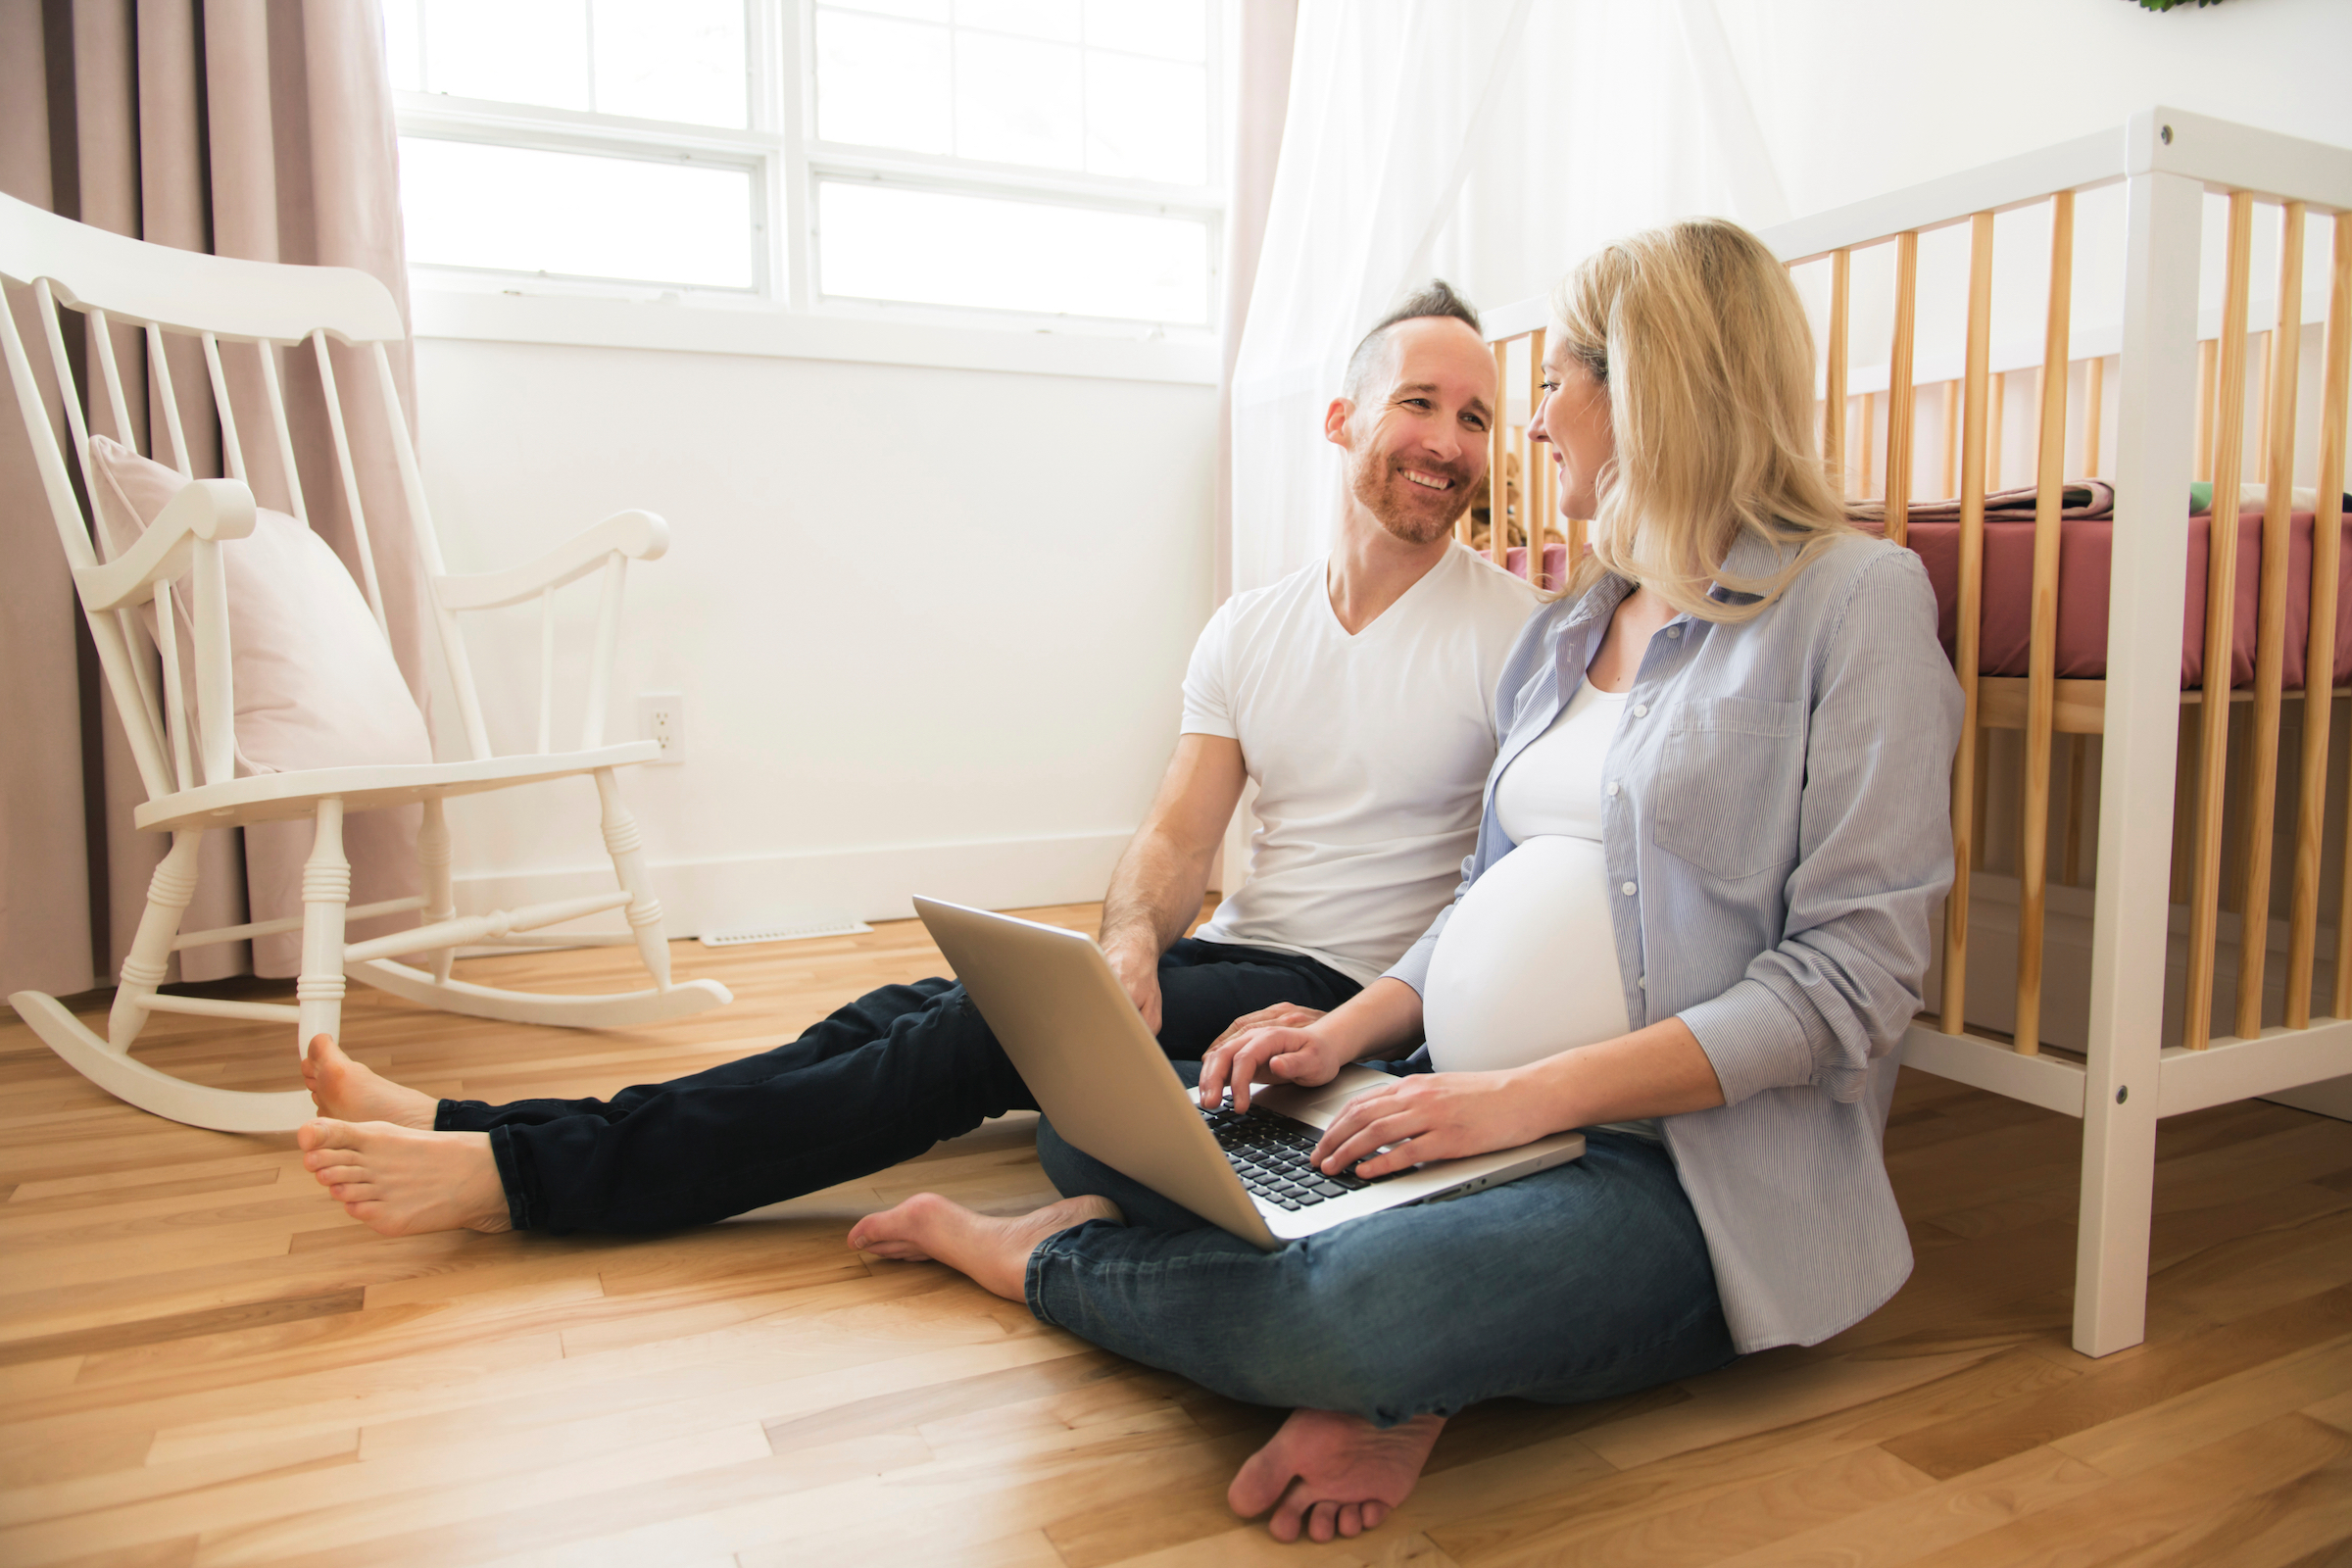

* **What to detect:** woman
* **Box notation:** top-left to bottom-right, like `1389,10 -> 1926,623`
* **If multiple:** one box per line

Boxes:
849,219 -> 1963,1544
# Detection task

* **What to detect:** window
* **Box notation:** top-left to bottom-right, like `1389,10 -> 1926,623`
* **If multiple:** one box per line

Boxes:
386,0 -> 1224,334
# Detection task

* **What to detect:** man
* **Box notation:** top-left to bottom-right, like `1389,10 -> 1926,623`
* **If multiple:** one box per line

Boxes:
297,280 -> 1539,1239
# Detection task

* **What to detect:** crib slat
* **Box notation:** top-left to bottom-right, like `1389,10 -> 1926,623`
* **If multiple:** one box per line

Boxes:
2314,220 -> 2352,1024
2194,337 -> 2218,483
2083,355 -> 2105,477
1491,339 -> 1508,567
1942,211 -> 1996,1037
1885,231 -> 1920,544
1942,379 -> 1960,499
2236,203 -> 2308,1041
2011,189 -> 2076,1059
2183,191 -> 2260,1052
1526,327 -> 1547,588
1987,370 -> 2006,491
1858,392 -> 1877,501
1826,249 -> 1850,488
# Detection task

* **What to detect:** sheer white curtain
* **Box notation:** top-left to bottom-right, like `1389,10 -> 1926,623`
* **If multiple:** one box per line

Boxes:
1224,0 -> 1797,596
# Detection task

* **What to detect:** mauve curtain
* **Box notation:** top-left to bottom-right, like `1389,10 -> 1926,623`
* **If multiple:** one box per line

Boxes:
0,0 -> 428,994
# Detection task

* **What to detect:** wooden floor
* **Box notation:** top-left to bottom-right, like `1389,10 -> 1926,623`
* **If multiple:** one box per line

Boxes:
5,905 -> 2352,1568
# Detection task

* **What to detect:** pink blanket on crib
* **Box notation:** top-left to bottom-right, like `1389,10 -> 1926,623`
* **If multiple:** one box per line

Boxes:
1508,500 -> 2352,691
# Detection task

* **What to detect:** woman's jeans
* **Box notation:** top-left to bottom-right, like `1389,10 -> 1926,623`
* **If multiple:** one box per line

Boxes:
1029,1062 -> 1737,1426
435,938 -> 1358,1233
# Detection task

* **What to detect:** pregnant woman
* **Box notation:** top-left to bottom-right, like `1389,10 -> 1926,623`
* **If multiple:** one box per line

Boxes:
851,218 -> 1964,1544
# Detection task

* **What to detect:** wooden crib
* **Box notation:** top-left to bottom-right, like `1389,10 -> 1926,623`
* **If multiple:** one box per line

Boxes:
1472,108 -> 2352,1358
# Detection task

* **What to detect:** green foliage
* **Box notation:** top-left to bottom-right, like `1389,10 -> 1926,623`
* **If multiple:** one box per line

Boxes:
2129,0 -> 2229,10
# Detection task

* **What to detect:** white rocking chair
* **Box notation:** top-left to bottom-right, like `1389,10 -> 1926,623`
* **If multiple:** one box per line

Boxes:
2,193 -> 730,1134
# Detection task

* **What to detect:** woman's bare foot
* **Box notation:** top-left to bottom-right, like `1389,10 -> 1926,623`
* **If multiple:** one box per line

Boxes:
295,1119 -> 513,1236
301,1034 -> 438,1129
1228,1406 -> 1446,1543
847,1192 -> 1121,1300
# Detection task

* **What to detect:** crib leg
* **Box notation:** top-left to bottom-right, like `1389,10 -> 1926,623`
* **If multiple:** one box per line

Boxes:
2073,1050 -> 2159,1357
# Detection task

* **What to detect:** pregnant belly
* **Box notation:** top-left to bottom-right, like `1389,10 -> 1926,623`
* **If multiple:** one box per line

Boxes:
1422,835 -> 1633,1075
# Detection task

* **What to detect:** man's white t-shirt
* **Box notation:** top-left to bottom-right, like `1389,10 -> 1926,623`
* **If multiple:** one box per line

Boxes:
1183,542 -> 1540,987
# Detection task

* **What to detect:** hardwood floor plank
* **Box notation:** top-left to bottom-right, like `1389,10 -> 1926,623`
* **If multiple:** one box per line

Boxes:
0,1291 -> 365,1368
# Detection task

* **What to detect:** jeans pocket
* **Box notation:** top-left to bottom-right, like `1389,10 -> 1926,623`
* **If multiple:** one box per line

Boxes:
1651,696 -> 1804,880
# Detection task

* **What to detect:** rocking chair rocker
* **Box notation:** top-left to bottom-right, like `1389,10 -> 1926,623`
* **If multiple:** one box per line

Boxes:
2,193 -> 730,1134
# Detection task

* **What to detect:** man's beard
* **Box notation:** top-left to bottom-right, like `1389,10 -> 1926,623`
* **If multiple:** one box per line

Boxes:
1350,452 -> 1471,546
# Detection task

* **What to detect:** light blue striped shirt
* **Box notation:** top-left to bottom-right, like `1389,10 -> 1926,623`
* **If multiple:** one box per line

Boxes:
1387,530 -> 1963,1352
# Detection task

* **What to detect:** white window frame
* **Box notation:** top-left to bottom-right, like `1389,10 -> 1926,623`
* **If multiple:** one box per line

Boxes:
394,0 -> 1229,383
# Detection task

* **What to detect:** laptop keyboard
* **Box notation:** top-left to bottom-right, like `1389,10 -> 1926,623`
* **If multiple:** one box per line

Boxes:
1199,1102 -> 1395,1209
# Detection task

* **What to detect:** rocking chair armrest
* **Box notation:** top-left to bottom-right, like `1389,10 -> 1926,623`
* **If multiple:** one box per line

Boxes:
434,510 -> 671,612
73,478 -> 258,612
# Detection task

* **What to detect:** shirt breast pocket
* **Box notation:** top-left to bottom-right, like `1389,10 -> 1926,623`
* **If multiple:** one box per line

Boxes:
1650,696 -> 1805,881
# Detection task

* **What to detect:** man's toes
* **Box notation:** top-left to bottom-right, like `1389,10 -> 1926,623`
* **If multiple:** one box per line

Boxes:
1266,1482 -> 1310,1543
1361,1500 -> 1391,1531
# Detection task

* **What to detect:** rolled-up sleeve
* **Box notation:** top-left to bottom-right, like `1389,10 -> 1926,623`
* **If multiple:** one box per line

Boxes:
1680,550 -> 1962,1104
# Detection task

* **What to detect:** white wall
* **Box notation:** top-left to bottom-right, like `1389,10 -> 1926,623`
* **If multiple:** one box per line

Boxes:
413,335 -> 1216,934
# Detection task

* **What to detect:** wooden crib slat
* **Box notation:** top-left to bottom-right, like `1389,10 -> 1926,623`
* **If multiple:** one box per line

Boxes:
1526,327 -> 1548,588
1885,231 -> 1920,544
1942,379 -> 1960,500
1491,338 -> 1508,567
2308,217 -> 2352,1021
1826,249 -> 1850,487
2236,202 -> 2308,1040
2195,337 -> 2219,483
1942,211 -> 1996,1036
2183,191 -> 2260,1052
2012,189 -> 2077,1059
1858,392 -> 1877,501
1987,369 -> 2006,491
2083,355 -> 2105,477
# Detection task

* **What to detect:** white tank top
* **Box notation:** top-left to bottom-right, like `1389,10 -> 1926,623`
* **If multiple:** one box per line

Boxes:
1420,680 -> 1657,1137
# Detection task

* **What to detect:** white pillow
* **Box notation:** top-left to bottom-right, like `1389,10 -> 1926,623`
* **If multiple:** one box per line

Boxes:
85,435 -> 433,777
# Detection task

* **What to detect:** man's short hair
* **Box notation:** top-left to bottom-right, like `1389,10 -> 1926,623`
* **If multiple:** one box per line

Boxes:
1341,279 -> 1483,403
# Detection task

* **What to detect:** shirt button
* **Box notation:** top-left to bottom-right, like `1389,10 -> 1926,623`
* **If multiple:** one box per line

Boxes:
1621,881 -> 1638,897
1638,974 -> 1647,990
1666,626 -> 1683,639
1605,781 -> 1620,797
1633,704 -> 1649,718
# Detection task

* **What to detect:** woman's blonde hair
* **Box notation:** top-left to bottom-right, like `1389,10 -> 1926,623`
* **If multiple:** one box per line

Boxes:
1548,218 -> 1853,620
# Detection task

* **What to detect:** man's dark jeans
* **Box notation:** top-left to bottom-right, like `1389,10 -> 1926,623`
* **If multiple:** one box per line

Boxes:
436,936 -> 1361,1233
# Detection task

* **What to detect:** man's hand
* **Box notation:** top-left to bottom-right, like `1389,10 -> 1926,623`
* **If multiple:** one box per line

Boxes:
1198,1023 -> 1353,1113
1206,1003 -> 1328,1053
1308,1069 -> 1552,1179
1105,942 -> 1164,1035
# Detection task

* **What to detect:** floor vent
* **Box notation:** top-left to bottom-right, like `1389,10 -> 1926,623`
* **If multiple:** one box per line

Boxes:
699,914 -> 872,948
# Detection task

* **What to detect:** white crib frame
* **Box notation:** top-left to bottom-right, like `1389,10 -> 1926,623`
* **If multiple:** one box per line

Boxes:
1485,108 -> 2352,1358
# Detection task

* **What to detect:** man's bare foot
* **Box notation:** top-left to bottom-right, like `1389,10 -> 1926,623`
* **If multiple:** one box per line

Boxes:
847,1192 -> 1121,1300
1228,1406 -> 1446,1543
301,1034 -> 438,1129
295,1119 -> 513,1236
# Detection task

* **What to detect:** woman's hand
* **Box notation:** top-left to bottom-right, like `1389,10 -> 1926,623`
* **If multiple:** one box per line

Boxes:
1309,1068 -> 1554,1179
1197,1023 -> 1353,1112
1205,1003 -> 1327,1052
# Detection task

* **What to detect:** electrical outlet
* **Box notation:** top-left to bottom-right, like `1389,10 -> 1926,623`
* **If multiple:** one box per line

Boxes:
638,692 -> 685,764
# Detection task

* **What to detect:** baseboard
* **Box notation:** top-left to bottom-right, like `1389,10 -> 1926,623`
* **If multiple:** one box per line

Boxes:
451,831 -> 1135,940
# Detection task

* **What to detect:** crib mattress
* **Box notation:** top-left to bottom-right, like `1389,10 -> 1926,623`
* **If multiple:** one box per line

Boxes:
1507,504 -> 2352,691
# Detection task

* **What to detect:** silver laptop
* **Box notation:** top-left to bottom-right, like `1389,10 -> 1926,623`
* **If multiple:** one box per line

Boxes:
913,897 -> 1586,1249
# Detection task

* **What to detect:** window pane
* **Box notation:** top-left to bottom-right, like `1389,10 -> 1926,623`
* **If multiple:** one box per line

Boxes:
819,181 -> 1207,322
422,0 -> 590,112
1086,54 -> 1204,183
956,0 -> 1080,42
1083,0 -> 1204,62
955,31 -> 1082,170
815,10 -> 953,155
400,138 -> 755,289
592,0 -> 747,127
